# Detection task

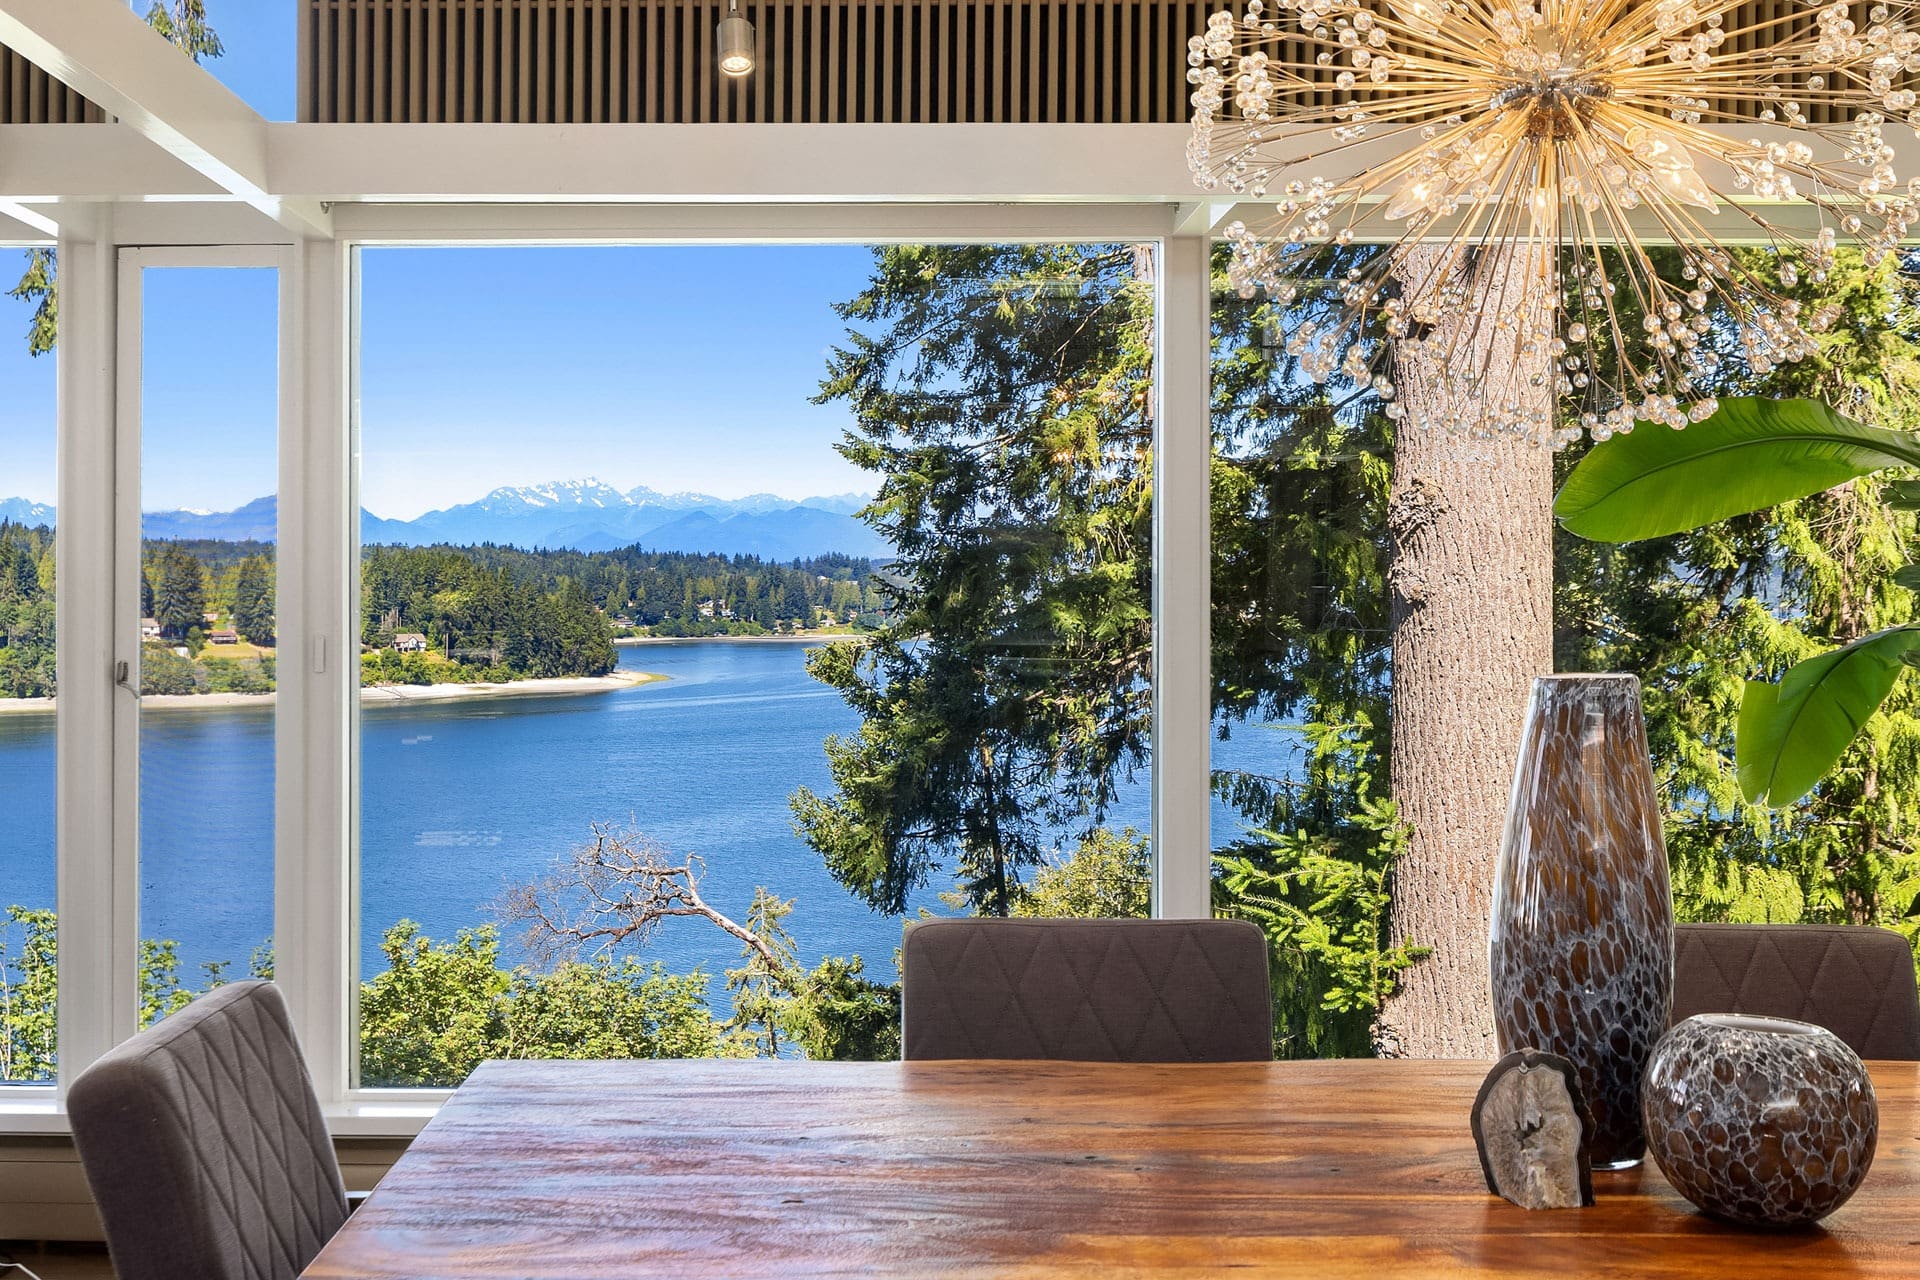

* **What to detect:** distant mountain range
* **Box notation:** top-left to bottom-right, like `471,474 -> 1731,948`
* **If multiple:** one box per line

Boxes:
2,480 -> 890,562
0,498 -> 54,527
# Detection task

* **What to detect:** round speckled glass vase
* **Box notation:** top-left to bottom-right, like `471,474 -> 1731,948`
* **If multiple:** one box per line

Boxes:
1644,1014 -> 1878,1226
1490,674 -> 1674,1170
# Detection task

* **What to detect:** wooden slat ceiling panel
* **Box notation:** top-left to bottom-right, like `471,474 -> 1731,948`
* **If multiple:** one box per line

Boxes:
300,0 -> 1231,121
0,46 -> 106,124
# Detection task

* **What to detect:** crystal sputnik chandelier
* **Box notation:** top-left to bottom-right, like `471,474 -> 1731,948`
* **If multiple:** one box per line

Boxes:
1188,0 -> 1920,446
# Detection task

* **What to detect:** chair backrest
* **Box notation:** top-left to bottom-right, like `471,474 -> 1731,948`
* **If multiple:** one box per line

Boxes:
1672,923 -> 1920,1060
901,918 -> 1273,1062
68,980 -> 350,1280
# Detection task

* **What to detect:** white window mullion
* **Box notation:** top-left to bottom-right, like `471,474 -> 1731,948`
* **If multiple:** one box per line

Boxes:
53,211 -> 128,1091
107,248 -> 144,1054
1151,233 -> 1213,919
277,237 -> 354,1105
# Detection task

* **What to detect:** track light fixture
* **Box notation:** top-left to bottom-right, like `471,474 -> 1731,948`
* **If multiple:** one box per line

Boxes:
718,0 -> 755,77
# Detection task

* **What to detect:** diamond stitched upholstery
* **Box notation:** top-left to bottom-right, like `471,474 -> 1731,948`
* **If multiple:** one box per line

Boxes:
68,980 -> 349,1280
901,918 -> 1273,1062
1672,923 -> 1920,1060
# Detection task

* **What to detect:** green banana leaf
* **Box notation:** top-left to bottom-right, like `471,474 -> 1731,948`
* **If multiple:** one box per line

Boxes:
1555,397 -> 1920,542
1736,624 -> 1920,807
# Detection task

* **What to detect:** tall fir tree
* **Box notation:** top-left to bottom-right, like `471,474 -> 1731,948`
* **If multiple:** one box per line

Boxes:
791,244 -> 1155,916
230,555 -> 275,646
152,546 -> 208,640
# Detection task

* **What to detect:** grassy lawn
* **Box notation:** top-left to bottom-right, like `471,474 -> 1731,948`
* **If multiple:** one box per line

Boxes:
203,638 -> 274,662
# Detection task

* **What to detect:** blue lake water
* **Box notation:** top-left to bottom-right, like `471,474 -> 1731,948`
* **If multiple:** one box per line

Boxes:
0,640 -> 1299,988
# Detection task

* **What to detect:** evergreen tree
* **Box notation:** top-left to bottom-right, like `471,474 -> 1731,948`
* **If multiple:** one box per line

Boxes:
1556,249 -> 1920,949
1009,827 -> 1152,920
782,243 -> 1420,1052
152,545 -> 208,640
0,908 -> 56,1083
230,555 -> 275,646
143,0 -> 225,62
790,245 -> 1155,916
4,535 -> 38,601
6,249 -> 55,358
1207,269 -> 1429,1053
0,524 -> 55,698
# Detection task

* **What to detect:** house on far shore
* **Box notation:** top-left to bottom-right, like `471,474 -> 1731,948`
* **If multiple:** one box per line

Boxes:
203,611 -> 221,626
209,630 -> 240,645
394,633 -> 429,653
140,618 -> 162,640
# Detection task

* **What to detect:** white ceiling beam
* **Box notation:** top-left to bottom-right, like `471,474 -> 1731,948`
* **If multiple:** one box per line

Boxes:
333,202 -> 1179,244
0,125 -> 223,201
0,199 -> 57,238
1172,200 -> 1239,236
1,112 -> 1907,247
268,123 -> 1200,205
107,201 -> 302,246
0,0 -> 330,238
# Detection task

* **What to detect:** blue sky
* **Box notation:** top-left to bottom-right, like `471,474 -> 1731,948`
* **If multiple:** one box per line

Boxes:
193,0 -> 299,122
359,247 -> 874,519
0,5 -> 878,517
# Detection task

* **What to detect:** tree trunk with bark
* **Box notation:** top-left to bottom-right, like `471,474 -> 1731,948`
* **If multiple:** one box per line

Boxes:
1376,245 -> 1555,1059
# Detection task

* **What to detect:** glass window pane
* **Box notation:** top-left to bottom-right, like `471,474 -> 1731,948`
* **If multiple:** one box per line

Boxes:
0,248 -> 58,1083
354,244 -> 1152,1085
1209,252 -> 1397,1060
138,267 -> 279,1020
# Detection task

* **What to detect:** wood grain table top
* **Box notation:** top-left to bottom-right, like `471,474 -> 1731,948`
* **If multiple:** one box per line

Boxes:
303,1057 -> 1920,1278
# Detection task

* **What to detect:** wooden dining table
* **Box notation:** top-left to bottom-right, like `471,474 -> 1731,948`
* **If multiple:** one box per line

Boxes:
302,1057 -> 1920,1278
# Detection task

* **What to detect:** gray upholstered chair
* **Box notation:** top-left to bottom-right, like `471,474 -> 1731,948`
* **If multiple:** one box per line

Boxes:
901,917 -> 1273,1062
1672,923 -> 1920,1060
67,979 -> 350,1280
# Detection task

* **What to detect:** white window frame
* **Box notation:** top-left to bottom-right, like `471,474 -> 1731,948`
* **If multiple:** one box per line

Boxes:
48,247 -> 291,1090
19,206 -> 1213,1132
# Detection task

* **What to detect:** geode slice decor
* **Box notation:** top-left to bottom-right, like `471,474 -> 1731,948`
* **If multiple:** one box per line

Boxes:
1644,1014 -> 1879,1227
1472,1049 -> 1596,1210
1489,673 -> 1674,1169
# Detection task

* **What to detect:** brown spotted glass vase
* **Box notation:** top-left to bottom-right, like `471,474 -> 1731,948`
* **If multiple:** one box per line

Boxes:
1490,674 -> 1674,1170
1643,1014 -> 1878,1226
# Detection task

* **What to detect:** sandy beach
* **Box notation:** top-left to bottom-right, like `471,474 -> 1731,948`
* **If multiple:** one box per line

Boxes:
0,669 -> 664,715
0,696 -> 55,716
614,633 -> 863,646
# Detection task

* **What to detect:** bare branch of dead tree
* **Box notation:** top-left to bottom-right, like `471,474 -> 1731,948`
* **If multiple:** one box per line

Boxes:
497,821 -> 786,973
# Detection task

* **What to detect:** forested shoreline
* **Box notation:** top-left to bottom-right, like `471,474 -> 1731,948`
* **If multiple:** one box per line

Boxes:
0,534 -> 884,700
364,544 -> 883,650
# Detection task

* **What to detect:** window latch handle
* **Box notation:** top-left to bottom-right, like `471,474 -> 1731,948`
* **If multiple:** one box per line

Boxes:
115,660 -> 134,692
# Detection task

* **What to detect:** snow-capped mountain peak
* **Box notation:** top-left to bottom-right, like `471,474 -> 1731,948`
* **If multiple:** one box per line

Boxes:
625,484 -> 730,511
478,478 -> 632,512
0,498 -> 55,524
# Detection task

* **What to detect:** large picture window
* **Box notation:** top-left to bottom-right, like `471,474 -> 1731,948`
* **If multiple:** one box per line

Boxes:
0,221 -> 1213,1107
351,243 -> 1158,1084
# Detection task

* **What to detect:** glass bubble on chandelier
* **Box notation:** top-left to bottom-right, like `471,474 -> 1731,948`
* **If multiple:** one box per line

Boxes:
1187,0 -> 1920,446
